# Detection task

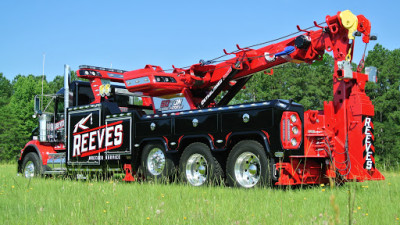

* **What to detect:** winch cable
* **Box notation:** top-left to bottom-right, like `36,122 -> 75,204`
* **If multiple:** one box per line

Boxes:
159,21 -> 327,73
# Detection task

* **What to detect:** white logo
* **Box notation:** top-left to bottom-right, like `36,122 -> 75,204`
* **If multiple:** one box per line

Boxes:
72,122 -> 123,157
73,113 -> 92,133
364,117 -> 373,170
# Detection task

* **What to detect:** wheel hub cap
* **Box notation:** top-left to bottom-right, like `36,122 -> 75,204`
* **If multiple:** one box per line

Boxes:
248,164 -> 257,175
147,148 -> 166,176
198,165 -> 206,175
186,154 -> 208,186
24,161 -> 35,178
234,152 -> 261,188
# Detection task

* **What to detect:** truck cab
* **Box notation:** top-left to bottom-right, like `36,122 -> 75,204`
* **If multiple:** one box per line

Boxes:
18,80 -> 147,178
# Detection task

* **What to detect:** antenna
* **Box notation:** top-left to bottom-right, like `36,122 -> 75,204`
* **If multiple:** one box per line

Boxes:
41,53 -> 45,109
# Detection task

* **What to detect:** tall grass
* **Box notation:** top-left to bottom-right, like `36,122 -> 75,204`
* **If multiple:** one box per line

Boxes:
0,164 -> 399,224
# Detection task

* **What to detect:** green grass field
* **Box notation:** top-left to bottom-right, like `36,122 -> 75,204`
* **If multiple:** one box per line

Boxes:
0,164 -> 399,224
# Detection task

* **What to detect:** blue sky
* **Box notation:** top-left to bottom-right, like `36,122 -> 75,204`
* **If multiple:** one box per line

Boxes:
1,0 -> 398,81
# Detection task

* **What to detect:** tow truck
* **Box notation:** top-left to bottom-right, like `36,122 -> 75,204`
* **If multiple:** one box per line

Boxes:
18,10 -> 384,187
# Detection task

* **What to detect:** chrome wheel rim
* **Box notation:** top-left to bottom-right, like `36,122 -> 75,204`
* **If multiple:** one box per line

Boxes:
24,161 -> 35,178
234,152 -> 261,188
146,148 -> 166,176
185,154 -> 208,186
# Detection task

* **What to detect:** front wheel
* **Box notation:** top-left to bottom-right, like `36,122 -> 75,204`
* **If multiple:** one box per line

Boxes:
22,152 -> 42,178
226,140 -> 272,188
140,143 -> 175,180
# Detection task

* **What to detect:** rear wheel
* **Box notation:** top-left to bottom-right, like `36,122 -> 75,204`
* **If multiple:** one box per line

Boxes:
141,143 -> 175,180
179,142 -> 223,186
22,152 -> 42,178
226,140 -> 272,188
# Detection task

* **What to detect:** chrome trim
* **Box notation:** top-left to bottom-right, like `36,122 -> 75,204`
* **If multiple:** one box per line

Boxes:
108,73 -> 124,79
234,152 -> 261,188
24,161 -> 35,178
185,153 -> 208,186
64,65 -> 70,144
69,168 -> 102,172
192,118 -> 198,127
146,148 -> 165,176
46,153 -> 66,171
150,122 -> 156,131
242,113 -> 250,123
277,102 -> 287,108
140,100 -> 285,120
126,76 -> 151,86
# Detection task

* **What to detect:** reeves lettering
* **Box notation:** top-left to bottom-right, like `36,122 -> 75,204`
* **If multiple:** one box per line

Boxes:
72,121 -> 123,157
363,117 -> 374,170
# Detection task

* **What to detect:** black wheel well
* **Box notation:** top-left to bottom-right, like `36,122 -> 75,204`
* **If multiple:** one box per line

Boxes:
226,133 -> 271,157
178,137 -> 227,172
178,137 -> 211,153
18,146 -> 41,173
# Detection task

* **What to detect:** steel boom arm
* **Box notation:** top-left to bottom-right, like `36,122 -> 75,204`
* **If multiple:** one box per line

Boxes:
77,10 -> 372,109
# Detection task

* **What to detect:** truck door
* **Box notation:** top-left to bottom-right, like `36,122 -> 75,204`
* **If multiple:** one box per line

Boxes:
67,104 -> 132,166
67,105 -> 102,165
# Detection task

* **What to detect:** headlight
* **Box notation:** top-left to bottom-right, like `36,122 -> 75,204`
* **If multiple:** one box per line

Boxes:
290,114 -> 297,123
104,84 -> 111,96
291,138 -> 297,146
292,126 -> 299,134
99,85 -> 105,97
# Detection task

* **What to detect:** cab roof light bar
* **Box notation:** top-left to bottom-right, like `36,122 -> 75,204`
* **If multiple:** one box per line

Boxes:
79,65 -> 127,74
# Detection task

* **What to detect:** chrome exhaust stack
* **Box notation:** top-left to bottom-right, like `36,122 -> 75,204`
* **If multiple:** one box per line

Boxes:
64,64 -> 70,143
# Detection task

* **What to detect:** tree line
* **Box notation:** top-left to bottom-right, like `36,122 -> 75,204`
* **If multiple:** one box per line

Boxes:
0,44 -> 399,167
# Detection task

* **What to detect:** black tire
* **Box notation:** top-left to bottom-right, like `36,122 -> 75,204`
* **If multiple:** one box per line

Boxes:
179,142 -> 223,186
226,140 -> 272,188
21,152 -> 42,178
140,143 -> 175,181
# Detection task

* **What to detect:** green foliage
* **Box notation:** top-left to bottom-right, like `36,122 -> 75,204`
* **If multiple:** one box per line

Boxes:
0,73 -> 16,161
0,75 -> 51,161
0,70 -> 77,161
48,71 -> 78,93
0,73 -> 12,108
365,44 -> 400,166
49,75 -> 64,93
232,53 -> 333,110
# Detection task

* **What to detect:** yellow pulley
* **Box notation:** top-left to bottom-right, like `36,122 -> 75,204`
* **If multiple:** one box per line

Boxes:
340,10 -> 358,40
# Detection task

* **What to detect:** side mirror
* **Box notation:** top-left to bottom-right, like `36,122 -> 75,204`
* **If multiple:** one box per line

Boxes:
34,96 -> 42,116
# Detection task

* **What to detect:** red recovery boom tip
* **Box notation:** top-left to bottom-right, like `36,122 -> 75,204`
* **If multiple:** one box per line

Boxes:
76,10 -> 374,110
